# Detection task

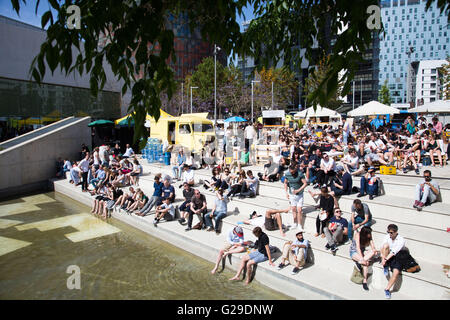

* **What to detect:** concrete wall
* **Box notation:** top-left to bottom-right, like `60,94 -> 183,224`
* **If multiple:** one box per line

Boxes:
0,117 -> 91,199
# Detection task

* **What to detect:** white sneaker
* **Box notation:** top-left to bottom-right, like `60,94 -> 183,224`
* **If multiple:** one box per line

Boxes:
297,225 -> 303,231
293,223 -> 298,229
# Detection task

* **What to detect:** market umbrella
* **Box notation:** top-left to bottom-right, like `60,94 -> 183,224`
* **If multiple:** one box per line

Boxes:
224,116 -> 247,122
88,119 -> 114,127
294,105 -> 340,118
408,100 -> 450,113
347,101 -> 400,117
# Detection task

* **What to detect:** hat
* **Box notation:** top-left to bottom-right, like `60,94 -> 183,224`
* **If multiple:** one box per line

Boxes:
368,166 -> 375,172
296,227 -> 304,235
234,226 -> 244,237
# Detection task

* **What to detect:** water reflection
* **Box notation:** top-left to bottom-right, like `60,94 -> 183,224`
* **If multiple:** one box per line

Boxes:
0,192 -> 291,300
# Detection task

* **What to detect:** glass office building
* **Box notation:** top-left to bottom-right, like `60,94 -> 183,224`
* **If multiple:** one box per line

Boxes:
379,0 -> 449,104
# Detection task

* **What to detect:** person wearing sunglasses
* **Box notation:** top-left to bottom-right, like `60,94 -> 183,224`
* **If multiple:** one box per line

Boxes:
380,224 -> 406,299
323,207 -> 348,254
413,170 -> 440,211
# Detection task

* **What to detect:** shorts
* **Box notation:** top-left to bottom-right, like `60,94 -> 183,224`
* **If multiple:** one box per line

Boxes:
130,172 -> 139,176
289,193 -> 304,207
264,217 -> 279,231
222,242 -> 233,252
163,212 -> 174,221
365,154 -> 380,162
248,250 -> 268,264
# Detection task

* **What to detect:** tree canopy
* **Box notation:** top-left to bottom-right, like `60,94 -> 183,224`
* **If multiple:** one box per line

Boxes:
10,0 -> 449,146
378,80 -> 392,106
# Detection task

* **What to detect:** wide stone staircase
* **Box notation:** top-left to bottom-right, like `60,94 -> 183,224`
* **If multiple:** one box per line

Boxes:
52,159 -> 450,300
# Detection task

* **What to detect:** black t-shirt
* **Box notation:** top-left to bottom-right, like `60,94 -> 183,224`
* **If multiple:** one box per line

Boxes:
183,188 -> 195,201
319,195 -> 334,214
191,194 -> 206,210
113,188 -> 123,200
255,233 -> 270,256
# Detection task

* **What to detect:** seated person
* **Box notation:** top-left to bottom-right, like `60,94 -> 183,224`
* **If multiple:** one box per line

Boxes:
177,182 -> 195,224
413,170 -> 440,211
230,147 -> 250,173
349,226 -> 378,291
397,137 -> 420,174
204,189 -> 229,233
185,189 -> 207,231
342,149 -> 364,176
329,165 -> 353,197
229,227 -> 274,284
153,198 -> 175,226
203,167 -> 223,191
380,224 -> 408,299
348,199 -> 372,241
136,175 -> 163,216
308,187 -> 334,238
323,207 -> 348,254
161,178 -> 176,203
238,170 -> 258,199
211,226 -> 246,274
114,186 -> 135,211
227,170 -> 246,199
357,166 -> 379,200
277,228 -> 309,275
180,164 -> 195,187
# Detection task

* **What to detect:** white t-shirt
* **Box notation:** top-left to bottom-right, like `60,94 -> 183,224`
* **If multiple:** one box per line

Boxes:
343,154 -> 359,168
321,157 -> 336,171
93,151 -> 100,165
272,155 -> 282,164
245,125 -> 256,140
79,159 -> 90,172
161,203 -> 175,218
123,147 -> 134,157
182,169 -> 195,183
382,234 -> 406,255
99,145 -> 107,162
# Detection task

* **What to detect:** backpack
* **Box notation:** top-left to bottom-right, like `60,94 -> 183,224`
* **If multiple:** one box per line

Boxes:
306,243 -> 314,265
350,266 -> 364,284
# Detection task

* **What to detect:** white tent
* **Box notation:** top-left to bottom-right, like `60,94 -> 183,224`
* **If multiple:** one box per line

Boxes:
408,100 -> 450,113
347,101 -> 400,117
294,106 -> 340,119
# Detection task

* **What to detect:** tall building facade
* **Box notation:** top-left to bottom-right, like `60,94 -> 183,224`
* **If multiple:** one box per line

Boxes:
379,0 -> 449,105
407,59 -> 448,105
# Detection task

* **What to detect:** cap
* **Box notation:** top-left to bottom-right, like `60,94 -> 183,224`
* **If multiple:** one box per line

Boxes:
234,226 -> 244,237
368,166 -> 375,172
296,227 -> 304,235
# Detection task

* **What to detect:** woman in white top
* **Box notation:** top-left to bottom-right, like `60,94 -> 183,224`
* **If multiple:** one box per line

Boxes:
316,153 -> 336,186
342,149 -> 364,176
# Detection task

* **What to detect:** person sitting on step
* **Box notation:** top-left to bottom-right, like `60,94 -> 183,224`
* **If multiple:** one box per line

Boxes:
413,170 -> 440,211
277,228 -> 309,275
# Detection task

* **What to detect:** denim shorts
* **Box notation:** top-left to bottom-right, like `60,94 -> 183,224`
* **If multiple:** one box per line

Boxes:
249,251 -> 268,264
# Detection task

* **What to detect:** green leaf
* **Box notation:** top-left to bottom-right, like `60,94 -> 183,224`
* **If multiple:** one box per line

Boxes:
41,11 -> 52,29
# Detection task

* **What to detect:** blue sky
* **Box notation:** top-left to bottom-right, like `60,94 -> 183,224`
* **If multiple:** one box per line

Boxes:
0,0 -> 255,64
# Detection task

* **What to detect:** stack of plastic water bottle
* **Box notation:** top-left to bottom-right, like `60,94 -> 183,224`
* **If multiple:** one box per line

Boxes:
142,138 -> 163,163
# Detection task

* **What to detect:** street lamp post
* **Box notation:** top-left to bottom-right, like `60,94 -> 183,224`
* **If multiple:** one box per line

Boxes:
181,82 -> 184,114
251,80 -> 260,123
214,44 -> 221,124
190,86 -> 198,114
271,81 -> 274,110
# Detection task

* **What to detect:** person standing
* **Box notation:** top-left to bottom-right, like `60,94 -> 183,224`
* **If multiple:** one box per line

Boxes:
172,149 -> 186,180
79,153 -> 90,192
284,164 -> 308,230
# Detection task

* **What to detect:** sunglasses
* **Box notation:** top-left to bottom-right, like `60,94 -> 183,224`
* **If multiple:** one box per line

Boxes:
335,210 -> 341,213
387,231 -> 395,234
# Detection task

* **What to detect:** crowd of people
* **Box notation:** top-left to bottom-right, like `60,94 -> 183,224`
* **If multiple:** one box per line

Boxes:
57,113 -> 447,299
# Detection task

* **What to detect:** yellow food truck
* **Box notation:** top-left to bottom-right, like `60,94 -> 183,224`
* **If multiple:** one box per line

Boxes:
148,112 -> 215,152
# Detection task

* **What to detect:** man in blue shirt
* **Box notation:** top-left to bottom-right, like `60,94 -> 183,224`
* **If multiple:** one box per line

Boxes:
90,165 -> 106,188
161,178 -> 175,203
323,207 -> 348,254
172,149 -> 186,180
137,175 -> 164,216
330,166 -> 353,197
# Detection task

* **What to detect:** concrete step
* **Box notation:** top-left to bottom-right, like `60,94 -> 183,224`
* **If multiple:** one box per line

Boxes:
141,160 -> 450,202
132,174 -> 450,299
51,178 -> 417,300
